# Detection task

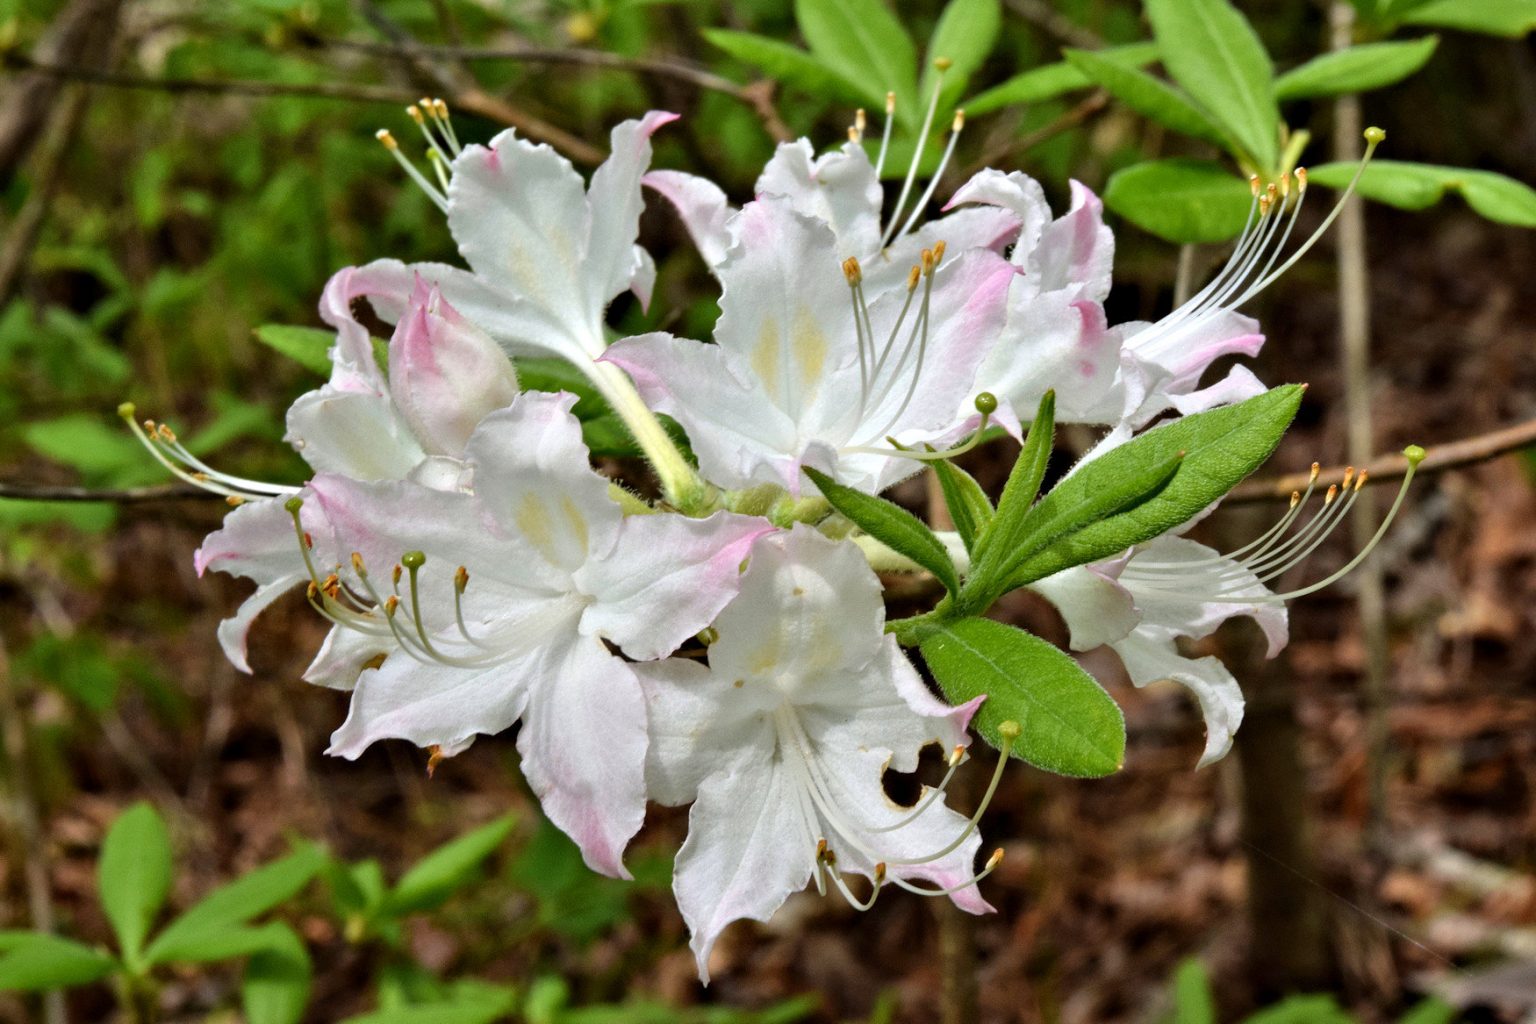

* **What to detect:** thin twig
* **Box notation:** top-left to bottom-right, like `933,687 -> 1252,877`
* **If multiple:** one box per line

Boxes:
0,480 -> 217,503
1003,0 -> 1105,49
963,92 -> 1108,176
1228,416 -> 1536,503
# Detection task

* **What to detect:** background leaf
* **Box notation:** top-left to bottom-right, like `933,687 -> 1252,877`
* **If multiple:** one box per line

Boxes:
1063,49 -> 1228,145
1306,160 -> 1536,227
921,0 -> 1003,109
384,816 -> 515,916
98,802 -> 173,967
921,617 -> 1125,776
963,43 -> 1159,115
702,30 -> 869,104
794,0 -> 919,118
1104,158 -> 1255,243
0,933 -> 118,991
253,324 -> 334,376
1145,0 -> 1280,169
242,925 -> 312,1024
1400,0 -> 1536,36
1273,36 -> 1439,100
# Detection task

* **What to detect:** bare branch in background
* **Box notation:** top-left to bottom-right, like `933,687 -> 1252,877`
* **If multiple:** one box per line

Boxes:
1003,0 -> 1105,49
0,481 -> 217,503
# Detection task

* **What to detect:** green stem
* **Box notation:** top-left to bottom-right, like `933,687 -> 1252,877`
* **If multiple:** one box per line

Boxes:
584,361 -> 710,514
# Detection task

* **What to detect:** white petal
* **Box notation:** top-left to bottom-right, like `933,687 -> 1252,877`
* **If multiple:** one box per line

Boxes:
1111,627 -> 1244,768
1031,180 -> 1115,302
302,626 -> 392,691
574,511 -> 770,661
947,169 -> 1052,268
1030,564 -> 1141,651
585,111 -> 677,307
755,140 -> 883,258
673,752 -> 817,982
463,392 -> 622,571
285,389 -> 426,481
1124,535 -> 1288,656
708,527 -> 887,692
516,635 -> 650,878
446,129 -> 599,352
635,658 -> 778,808
644,169 -> 735,270
979,293 -> 1122,428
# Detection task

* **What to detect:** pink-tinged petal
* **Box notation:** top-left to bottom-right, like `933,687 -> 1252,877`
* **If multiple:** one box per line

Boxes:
318,262 -> 414,393
1167,364 -> 1268,417
371,258 -> 575,363
947,169 -> 1052,266
388,281 -> 519,458
980,293 -> 1123,431
1111,627 -> 1244,768
285,388 -> 426,481
517,635 -> 649,879
585,111 -> 678,306
462,393 -> 623,570
755,140 -> 883,258
672,750 -> 818,983
644,169 -> 735,270
636,658 -> 776,808
867,206 -> 1022,294
574,511 -> 772,661
1033,180 -> 1115,303
602,332 -> 802,492
1029,564 -> 1141,651
446,129 -> 597,352
1126,309 -> 1264,395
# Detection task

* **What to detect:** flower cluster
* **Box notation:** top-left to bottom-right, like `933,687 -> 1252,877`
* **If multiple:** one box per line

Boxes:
127,94 -> 1418,979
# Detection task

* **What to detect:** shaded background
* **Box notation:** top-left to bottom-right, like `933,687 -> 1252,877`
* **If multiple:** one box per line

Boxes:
0,0 -> 1534,1021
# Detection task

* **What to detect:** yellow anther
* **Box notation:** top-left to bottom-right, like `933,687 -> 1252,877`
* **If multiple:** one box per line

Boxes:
303,532 -> 314,550
351,552 -> 366,575
1295,166 -> 1308,191
384,595 -> 400,617
418,96 -> 434,110
948,744 -> 966,767
1290,491 -> 1301,508
921,248 -> 937,276
842,256 -> 863,286
816,837 -> 828,859
306,581 -> 319,601
848,126 -> 860,143
433,98 -> 449,120
1310,461 -> 1321,481
885,91 -> 896,114
375,128 -> 398,150
454,566 -> 469,592
1249,174 -> 1262,197
190,471 -> 209,481
951,109 -> 965,132
1354,471 -> 1368,492
226,496 -> 245,507
906,265 -> 921,291
985,848 -> 1005,870
1341,466 -> 1355,489
426,744 -> 444,778
322,572 -> 339,590
1278,171 -> 1291,198
392,564 -> 403,586
1259,194 -> 1272,215
1324,484 -> 1339,505
932,239 -> 946,264
157,424 -> 176,442
406,104 -> 424,124
873,863 -> 887,884
855,108 -> 866,132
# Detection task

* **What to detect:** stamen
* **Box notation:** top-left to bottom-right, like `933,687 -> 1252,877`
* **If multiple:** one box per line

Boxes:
119,403 -> 294,501
377,128 -> 448,212
894,109 -> 965,240
888,847 -> 1004,898
873,91 -> 897,179
880,61 -> 950,250
842,392 -> 997,462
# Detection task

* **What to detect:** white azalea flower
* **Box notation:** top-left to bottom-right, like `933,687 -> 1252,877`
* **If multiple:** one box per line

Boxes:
284,391 -> 768,876
637,526 -> 1002,981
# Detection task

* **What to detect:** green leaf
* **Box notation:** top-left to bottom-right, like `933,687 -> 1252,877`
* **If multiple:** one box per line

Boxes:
1273,36 -> 1439,101
151,922 -> 296,965
922,0 -> 1002,109
0,933 -> 118,991
1401,0 -> 1536,36
1063,49 -> 1228,145
98,802 -> 173,967
920,618 -> 1124,776
1395,998 -> 1457,1024
966,390 -> 1054,593
1306,160 -> 1536,227
242,925 -> 311,1024
964,42 -> 1159,116
795,0 -> 919,117
1002,385 -> 1304,589
1145,0 -> 1280,169
803,467 -> 961,595
384,816 -> 515,916
931,457 -> 993,553
701,30 -> 870,105
253,324 -> 333,376
1104,158 -> 1255,243
1169,958 -> 1216,1024
145,843 -> 325,965
1242,995 -> 1354,1024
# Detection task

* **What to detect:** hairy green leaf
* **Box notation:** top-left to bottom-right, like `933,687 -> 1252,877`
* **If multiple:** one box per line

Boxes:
931,457 -> 993,553
966,391 -> 1054,595
98,802 -> 173,967
1104,159 -> 1254,243
920,618 -> 1124,776
1063,49 -> 1228,145
803,467 -> 961,595
1002,385 -> 1304,589
1273,36 -> 1438,100
1306,160 -> 1536,227
1146,0 -> 1280,169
